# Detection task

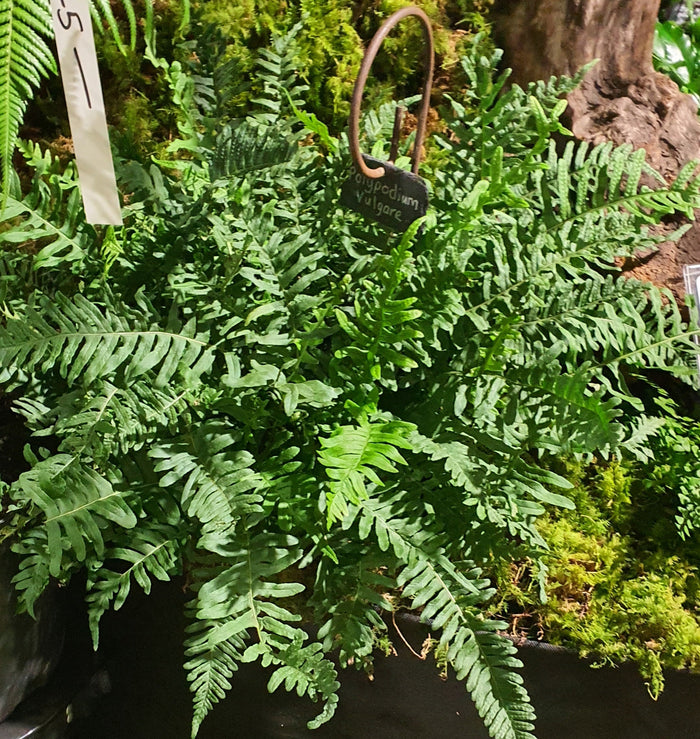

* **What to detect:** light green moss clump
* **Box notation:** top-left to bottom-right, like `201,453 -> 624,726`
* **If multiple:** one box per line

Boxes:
494,456 -> 700,698
541,517 -> 700,697
195,0 -> 494,127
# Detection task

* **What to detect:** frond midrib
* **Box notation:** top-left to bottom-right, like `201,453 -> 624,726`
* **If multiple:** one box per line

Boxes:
2,328 -> 210,350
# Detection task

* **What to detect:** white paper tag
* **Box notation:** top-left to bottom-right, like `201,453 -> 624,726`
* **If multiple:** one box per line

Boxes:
683,264 -> 700,378
50,0 -> 122,225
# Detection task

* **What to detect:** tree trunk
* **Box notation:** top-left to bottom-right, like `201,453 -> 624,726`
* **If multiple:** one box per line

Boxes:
492,0 -> 700,300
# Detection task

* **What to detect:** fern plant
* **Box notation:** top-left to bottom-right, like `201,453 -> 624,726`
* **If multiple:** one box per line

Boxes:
1,31 -> 700,739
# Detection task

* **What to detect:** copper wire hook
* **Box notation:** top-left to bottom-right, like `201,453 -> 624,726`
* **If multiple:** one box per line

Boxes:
348,6 -> 435,180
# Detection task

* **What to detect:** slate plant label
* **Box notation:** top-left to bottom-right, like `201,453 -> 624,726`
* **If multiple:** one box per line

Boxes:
340,155 -> 428,232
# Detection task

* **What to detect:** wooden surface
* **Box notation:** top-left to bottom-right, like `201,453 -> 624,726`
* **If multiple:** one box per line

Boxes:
492,0 -> 700,300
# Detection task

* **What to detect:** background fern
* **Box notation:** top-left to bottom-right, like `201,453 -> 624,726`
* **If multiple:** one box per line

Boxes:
0,0 -> 56,196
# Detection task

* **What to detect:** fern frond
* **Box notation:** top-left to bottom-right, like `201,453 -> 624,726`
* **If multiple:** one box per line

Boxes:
10,454 -> 137,585
184,606 -> 246,739
415,558 -> 534,738
588,285 -> 699,378
314,554 -> 393,667
540,140 -> 700,233
318,415 -> 415,523
411,430 -> 573,510
0,156 -> 89,269
0,0 -> 56,196
354,492 -> 534,739
447,621 -> 535,739
86,522 -> 182,646
267,637 -> 340,730
210,121 -> 297,180
89,0 -> 136,54
334,291 -> 423,379
194,531 -> 305,622
254,443 -> 335,551
9,545 -> 49,617
150,424 -> 263,530
250,24 -> 308,124
89,0 -> 177,56
185,529 -> 338,735
0,291 -> 213,386
334,224 -> 424,386
212,56 -> 251,114
349,491 -> 425,561
49,379 -> 189,463
485,366 -> 623,453
516,275 -> 650,361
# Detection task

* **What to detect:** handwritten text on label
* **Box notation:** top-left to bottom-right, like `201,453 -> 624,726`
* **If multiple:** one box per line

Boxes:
339,155 -> 428,232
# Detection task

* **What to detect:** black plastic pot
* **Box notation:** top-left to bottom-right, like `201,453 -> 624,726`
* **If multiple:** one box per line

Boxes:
68,580 -> 700,739
0,395 -> 68,728
0,545 -> 65,724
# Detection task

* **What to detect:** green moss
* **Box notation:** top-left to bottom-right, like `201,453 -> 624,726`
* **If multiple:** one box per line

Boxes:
493,454 -> 700,697
597,459 -> 632,526
193,0 -> 286,41
294,0 -> 364,119
93,1 -> 193,158
194,0 -> 358,118
111,93 -> 164,157
194,0 -> 494,128
544,561 -> 700,697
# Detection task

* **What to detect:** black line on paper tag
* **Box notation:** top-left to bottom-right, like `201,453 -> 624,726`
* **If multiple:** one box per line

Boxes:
73,48 -> 92,109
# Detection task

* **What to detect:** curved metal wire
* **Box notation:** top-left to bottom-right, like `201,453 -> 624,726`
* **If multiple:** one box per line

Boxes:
348,6 -> 434,180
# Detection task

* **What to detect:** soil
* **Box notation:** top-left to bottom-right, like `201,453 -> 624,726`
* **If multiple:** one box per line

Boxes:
67,583 -> 700,739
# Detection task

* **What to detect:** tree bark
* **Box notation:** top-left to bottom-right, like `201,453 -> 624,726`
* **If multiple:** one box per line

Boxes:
492,0 -> 700,300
